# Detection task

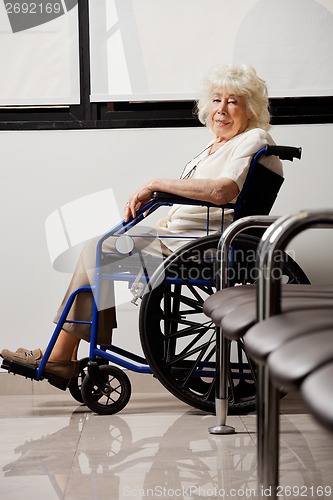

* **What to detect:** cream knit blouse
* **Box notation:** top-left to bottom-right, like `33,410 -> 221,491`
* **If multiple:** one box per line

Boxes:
156,127 -> 283,251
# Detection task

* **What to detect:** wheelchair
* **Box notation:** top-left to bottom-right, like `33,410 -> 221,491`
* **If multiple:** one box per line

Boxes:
1,145 -> 309,415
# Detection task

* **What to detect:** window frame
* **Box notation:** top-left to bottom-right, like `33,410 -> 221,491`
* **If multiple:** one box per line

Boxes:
0,0 -> 332,131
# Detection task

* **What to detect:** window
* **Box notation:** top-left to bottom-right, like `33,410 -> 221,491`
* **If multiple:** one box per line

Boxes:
0,0 -> 332,130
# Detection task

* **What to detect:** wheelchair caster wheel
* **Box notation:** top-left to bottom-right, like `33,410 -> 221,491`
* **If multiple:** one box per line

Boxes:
68,357 -> 110,404
81,365 -> 131,415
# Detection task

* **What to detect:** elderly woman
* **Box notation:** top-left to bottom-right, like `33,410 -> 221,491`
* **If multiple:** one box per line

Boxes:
1,64 -> 283,386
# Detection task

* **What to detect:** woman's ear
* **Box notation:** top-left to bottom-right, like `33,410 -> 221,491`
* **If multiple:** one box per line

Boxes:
246,107 -> 253,124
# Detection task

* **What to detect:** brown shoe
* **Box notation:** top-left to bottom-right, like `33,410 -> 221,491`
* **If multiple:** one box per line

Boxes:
1,347 -> 80,391
1,347 -> 79,379
0,348 -> 43,366
44,360 -> 80,380
42,360 -> 80,391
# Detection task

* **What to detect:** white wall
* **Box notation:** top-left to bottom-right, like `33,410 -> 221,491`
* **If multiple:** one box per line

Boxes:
271,124 -> 333,285
0,124 -> 332,359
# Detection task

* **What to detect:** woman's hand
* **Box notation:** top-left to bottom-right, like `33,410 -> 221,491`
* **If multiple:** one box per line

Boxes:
124,182 -> 154,222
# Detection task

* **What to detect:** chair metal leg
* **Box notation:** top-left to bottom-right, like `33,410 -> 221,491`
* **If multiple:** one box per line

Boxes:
258,364 -> 280,500
209,329 -> 235,435
257,364 -> 265,491
264,377 -> 280,499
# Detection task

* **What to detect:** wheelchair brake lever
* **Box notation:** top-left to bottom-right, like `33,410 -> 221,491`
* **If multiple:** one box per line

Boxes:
130,269 -> 145,305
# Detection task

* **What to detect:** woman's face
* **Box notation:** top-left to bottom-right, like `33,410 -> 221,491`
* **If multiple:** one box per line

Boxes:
209,90 -> 250,143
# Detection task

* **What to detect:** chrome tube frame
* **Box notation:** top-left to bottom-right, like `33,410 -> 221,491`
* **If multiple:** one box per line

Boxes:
256,209 -> 333,499
208,215 -> 277,436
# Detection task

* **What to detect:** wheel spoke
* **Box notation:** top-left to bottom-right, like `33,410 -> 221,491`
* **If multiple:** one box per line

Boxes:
163,289 -> 204,313
162,317 -> 214,337
140,233 -> 309,414
178,338 -> 213,387
166,334 -> 215,367
81,365 -> 131,415
184,282 -> 208,305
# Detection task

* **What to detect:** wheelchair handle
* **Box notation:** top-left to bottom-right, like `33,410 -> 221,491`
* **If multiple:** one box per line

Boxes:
265,145 -> 302,161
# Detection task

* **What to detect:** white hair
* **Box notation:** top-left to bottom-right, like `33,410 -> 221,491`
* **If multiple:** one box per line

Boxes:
196,64 -> 271,131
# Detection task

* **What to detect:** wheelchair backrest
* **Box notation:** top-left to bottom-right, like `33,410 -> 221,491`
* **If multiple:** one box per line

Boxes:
228,143 -> 302,221
233,162 -> 284,220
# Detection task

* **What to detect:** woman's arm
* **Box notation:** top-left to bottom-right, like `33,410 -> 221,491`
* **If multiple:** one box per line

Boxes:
124,177 -> 239,222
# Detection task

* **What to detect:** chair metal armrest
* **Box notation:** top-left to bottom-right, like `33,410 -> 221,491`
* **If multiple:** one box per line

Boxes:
217,215 -> 279,290
257,208 -> 333,320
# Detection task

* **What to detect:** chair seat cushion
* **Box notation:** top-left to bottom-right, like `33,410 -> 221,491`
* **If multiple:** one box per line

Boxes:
203,284 -> 333,326
268,329 -> 333,391
301,362 -> 333,432
222,297 -> 333,342
203,284 -> 256,320
244,308 -> 333,362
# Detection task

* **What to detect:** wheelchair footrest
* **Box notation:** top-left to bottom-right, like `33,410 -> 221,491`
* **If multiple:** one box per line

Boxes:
1,358 -> 71,391
1,358 -> 39,379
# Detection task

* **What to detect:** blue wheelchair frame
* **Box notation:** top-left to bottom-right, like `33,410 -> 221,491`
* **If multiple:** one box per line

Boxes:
2,145 -> 301,404
38,196 -> 223,379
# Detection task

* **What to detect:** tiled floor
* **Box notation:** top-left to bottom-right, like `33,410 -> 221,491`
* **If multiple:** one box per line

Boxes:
0,373 -> 332,500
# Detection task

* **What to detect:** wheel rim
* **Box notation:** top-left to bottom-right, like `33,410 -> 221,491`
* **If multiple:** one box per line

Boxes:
81,365 -> 131,415
140,233 -> 309,413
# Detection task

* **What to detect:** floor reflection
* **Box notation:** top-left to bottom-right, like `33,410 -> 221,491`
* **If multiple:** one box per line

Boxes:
2,404 -> 331,500
3,409 -> 257,499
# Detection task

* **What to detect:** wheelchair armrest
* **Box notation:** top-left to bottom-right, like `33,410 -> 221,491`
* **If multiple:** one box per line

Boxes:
152,191 -> 227,208
265,145 -> 302,161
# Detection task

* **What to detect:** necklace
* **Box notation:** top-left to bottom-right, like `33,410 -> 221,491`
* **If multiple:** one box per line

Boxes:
209,140 -> 226,155
179,144 -> 212,179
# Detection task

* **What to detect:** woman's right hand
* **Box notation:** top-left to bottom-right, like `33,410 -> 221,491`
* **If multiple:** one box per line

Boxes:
124,182 -> 154,222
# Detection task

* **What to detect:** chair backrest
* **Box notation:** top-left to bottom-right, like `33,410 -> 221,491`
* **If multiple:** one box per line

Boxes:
232,162 -> 284,221
231,143 -> 302,222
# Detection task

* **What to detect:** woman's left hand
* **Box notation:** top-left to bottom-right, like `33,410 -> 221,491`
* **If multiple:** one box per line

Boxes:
124,183 -> 154,222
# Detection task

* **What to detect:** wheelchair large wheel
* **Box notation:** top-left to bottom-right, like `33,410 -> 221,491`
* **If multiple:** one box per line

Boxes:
139,233 -> 309,414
